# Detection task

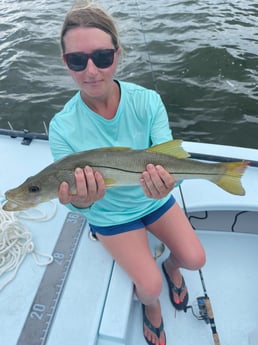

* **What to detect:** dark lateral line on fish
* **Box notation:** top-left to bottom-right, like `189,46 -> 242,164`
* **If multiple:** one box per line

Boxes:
189,152 -> 257,167
92,165 -> 236,176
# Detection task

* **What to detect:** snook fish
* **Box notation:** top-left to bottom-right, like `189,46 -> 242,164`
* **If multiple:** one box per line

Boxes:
3,140 -> 248,211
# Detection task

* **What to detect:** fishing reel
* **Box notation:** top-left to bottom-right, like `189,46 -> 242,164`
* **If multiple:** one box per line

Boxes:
184,296 -> 210,324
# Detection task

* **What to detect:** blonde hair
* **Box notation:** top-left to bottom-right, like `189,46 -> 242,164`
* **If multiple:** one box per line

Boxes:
60,1 -> 121,53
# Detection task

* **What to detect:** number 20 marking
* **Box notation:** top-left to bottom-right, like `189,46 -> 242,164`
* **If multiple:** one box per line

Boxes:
30,304 -> 46,320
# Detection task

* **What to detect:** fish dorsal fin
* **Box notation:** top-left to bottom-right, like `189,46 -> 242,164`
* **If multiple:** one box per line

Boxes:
146,140 -> 190,159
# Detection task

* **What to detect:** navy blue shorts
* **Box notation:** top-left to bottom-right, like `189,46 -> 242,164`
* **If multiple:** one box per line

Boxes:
90,195 -> 175,236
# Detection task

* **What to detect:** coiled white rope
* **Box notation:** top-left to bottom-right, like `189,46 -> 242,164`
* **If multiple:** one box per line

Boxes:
0,201 -> 56,291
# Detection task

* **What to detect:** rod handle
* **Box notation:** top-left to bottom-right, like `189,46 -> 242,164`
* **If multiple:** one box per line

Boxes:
204,297 -> 221,345
212,333 -> 220,345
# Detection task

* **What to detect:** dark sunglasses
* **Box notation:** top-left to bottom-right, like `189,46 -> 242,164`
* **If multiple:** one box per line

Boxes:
63,49 -> 117,71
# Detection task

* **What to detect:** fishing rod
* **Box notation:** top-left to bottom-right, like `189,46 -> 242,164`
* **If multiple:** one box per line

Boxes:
198,269 -> 220,345
135,3 -> 225,342
179,184 -> 221,345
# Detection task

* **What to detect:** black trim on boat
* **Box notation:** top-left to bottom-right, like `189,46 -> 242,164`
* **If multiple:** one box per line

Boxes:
0,128 -> 48,145
1,128 -> 257,167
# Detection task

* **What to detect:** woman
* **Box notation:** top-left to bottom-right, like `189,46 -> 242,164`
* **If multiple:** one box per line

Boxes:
49,2 -> 206,345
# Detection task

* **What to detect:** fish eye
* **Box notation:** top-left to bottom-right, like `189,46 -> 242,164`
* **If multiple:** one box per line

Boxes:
28,185 -> 41,193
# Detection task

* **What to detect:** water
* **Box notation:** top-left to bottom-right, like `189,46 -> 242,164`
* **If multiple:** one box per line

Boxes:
0,0 -> 258,148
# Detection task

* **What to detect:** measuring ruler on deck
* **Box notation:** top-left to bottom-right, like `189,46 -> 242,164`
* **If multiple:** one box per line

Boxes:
16,212 -> 86,345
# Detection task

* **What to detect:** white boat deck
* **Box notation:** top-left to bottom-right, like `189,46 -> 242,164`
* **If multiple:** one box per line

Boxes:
1,135 -> 258,345
129,231 -> 258,345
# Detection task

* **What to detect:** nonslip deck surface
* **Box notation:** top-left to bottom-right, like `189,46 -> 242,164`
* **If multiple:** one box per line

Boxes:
128,230 -> 258,345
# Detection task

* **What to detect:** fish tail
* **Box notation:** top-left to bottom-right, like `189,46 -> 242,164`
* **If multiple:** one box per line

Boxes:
215,161 -> 249,195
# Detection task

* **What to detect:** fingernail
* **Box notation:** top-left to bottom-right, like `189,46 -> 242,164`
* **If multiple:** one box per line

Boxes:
86,166 -> 94,174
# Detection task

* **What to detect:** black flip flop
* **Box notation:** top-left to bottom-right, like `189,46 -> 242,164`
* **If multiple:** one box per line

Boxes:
142,304 -> 166,345
162,262 -> 189,311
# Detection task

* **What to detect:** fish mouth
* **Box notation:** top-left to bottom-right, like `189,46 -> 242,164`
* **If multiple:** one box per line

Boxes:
2,198 -> 37,212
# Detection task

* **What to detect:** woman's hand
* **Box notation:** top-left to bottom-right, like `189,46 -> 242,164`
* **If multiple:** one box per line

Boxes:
58,166 -> 106,208
140,164 -> 176,199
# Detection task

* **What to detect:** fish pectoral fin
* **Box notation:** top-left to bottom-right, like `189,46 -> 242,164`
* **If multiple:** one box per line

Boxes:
146,140 -> 190,159
104,177 -> 117,188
